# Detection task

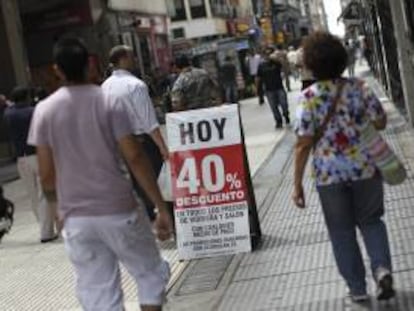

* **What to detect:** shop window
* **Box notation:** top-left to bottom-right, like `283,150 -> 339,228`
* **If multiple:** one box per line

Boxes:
171,0 -> 187,21
189,0 -> 207,19
210,0 -> 230,17
172,28 -> 186,39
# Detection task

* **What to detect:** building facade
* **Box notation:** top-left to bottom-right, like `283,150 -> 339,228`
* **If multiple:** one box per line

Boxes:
343,0 -> 414,126
167,0 -> 253,46
108,0 -> 171,75
303,0 -> 328,31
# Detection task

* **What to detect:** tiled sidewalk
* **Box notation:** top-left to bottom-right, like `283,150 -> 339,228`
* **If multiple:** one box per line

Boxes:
167,72 -> 414,311
0,86 -> 301,310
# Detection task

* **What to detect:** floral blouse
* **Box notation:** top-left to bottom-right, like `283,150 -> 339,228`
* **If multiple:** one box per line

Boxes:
295,78 -> 385,186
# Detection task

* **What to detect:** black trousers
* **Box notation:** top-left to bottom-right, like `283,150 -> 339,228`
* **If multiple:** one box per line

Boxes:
129,135 -> 163,221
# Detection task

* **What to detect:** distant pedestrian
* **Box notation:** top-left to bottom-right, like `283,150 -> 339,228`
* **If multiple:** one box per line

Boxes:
345,41 -> 357,77
293,32 -> 395,302
171,54 -> 221,111
287,46 -> 299,80
256,47 -> 290,129
219,55 -> 238,103
28,37 -> 172,311
4,86 -> 59,243
102,45 -> 169,222
246,49 -> 265,104
363,38 -> 374,71
271,45 -> 291,92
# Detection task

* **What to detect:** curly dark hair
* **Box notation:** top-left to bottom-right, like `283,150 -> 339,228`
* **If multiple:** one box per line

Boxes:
303,32 -> 348,80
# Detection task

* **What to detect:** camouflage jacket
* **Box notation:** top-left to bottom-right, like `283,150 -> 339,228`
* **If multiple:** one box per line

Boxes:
171,67 -> 220,111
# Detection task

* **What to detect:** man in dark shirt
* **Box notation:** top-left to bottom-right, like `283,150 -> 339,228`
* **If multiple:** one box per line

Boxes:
4,86 -> 58,243
256,48 -> 290,128
219,55 -> 238,103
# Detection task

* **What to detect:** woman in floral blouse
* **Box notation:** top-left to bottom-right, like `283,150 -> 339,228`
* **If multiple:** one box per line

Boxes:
293,32 -> 394,302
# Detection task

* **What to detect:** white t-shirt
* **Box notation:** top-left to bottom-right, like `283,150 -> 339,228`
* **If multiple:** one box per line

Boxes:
102,70 -> 159,135
247,54 -> 262,76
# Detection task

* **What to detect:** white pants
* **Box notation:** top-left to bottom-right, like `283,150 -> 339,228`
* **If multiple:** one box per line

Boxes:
63,209 -> 170,311
17,155 -> 56,240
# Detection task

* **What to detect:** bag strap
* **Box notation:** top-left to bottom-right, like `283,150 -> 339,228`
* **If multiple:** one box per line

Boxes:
314,80 -> 346,145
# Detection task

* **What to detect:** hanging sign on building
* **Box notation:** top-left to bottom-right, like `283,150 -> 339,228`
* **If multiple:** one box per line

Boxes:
166,105 -> 252,260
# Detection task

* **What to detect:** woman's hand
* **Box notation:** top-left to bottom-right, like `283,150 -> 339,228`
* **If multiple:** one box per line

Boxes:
293,137 -> 313,209
292,184 -> 306,209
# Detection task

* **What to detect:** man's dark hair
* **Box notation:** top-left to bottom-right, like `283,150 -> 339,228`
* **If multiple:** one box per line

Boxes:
109,45 -> 133,65
303,32 -> 348,80
10,86 -> 30,103
53,37 -> 89,82
175,55 -> 191,69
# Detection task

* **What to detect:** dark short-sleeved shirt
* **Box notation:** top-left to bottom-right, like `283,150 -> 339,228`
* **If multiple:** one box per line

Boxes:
257,60 -> 284,91
28,85 -> 137,219
171,67 -> 218,110
4,105 -> 36,157
219,62 -> 237,85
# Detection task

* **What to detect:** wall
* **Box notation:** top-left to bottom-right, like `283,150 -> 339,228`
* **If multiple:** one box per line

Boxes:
170,17 -> 228,40
108,0 -> 167,15
0,4 -> 16,95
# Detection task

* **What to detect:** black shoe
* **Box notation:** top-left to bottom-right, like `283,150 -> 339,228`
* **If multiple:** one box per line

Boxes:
41,235 -> 59,244
377,273 -> 395,301
285,116 -> 291,125
275,123 -> 283,129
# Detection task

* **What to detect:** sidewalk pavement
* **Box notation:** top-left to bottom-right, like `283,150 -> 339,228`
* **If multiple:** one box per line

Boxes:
0,81 -> 301,311
165,68 -> 414,311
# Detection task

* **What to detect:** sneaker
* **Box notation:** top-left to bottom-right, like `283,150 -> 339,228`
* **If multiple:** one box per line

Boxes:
376,268 -> 395,301
350,293 -> 369,303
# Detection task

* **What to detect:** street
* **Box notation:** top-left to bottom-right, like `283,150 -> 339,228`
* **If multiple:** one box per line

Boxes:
0,0 -> 413,310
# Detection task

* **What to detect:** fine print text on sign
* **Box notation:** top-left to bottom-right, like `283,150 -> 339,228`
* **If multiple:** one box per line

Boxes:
166,105 -> 252,260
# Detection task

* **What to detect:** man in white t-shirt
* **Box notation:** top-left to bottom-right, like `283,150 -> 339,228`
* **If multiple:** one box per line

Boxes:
28,37 -> 173,311
102,46 -> 169,222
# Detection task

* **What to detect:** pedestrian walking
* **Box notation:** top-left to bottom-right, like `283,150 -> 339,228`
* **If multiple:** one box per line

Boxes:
363,38 -> 374,71
28,37 -> 173,311
171,54 -> 221,111
271,45 -> 291,92
345,41 -> 357,77
293,32 -> 395,302
287,46 -> 299,81
102,45 -> 169,222
4,86 -> 59,243
246,49 -> 265,105
219,55 -> 238,103
256,47 -> 290,129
